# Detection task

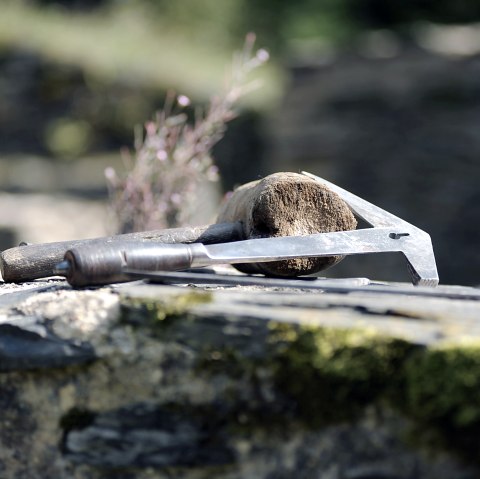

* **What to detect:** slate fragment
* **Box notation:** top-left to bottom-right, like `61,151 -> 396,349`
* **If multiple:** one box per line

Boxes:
62,402 -> 235,468
0,323 -> 96,371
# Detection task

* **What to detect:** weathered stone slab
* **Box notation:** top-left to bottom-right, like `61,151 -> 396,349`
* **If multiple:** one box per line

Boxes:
0,278 -> 479,478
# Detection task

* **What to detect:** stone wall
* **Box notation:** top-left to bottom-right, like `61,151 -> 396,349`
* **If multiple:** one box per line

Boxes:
1,278 -> 480,478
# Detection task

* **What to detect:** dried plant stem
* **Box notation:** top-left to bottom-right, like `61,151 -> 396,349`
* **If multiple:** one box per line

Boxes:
105,34 -> 269,233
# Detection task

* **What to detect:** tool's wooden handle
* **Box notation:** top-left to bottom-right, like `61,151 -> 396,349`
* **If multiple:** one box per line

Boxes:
217,172 -> 357,277
0,222 -> 244,283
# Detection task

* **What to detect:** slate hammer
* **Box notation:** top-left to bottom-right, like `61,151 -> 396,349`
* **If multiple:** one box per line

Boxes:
0,171 -> 354,282
53,173 -> 439,287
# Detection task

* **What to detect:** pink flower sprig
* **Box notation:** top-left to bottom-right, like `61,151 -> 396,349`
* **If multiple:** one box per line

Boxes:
105,34 -> 269,233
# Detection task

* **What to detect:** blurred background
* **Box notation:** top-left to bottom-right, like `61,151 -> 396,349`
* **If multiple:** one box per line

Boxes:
1,0 -> 480,285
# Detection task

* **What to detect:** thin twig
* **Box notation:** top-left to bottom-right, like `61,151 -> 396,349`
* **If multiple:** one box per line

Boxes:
105,34 -> 269,233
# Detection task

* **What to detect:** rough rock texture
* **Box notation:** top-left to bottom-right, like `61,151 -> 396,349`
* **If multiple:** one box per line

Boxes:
1,278 -> 480,478
217,172 -> 357,276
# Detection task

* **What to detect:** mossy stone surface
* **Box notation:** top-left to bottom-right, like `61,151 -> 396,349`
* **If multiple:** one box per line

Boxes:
121,285 -> 480,466
403,345 -> 480,462
120,288 -> 212,325
0,280 -> 480,478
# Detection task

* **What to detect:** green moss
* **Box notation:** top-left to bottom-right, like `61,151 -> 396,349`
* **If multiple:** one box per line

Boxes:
196,320 -> 480,465
118,296 -> 480,465
197,321 -> 417,429
268,323 -> 417,427
402,344 -> 480,462
120,290 -> 212,326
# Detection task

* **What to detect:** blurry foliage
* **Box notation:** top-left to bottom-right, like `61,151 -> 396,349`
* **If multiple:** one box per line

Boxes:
4,0 -> 480,104
45,118 -> 93,158
116,0 -> 480,47
0,0 -> 276,173
29,0 -> 480,55
345,0 -> 480,28
2,0 -> 480,170
36,0 -> 106,10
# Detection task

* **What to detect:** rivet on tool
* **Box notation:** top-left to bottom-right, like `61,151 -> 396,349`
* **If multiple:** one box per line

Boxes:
389,233 -> 410,240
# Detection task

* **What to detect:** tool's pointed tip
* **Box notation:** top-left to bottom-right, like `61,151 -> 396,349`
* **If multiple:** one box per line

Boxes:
415,277 -> 440,287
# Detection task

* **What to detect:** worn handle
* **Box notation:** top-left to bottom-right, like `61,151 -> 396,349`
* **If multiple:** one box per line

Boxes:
62,242 -> 209,287
0,222 -> 244,283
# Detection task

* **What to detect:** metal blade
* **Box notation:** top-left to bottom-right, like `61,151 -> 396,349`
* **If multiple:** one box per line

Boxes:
302,171 -> 414,229
123,269 -> 370,289
300,171 -> 439,286
122,269 -> 478,300
192,228 -> 406,267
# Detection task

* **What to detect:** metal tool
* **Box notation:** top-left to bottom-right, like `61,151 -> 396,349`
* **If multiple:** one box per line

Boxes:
0,222 -> 244,283
123,269 -> 372,289
54,173 -> 439,287
123,270 -> 479,300
301,172 -> 439,286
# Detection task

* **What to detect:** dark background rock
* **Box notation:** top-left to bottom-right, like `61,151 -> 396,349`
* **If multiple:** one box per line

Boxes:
0,48 -> 263,194
62,402 -> 235,468
266,47 -> 480,285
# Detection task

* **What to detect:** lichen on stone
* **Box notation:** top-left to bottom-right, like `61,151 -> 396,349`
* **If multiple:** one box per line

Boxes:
196,320 -> 415,429
266,322 -> 418,427
120,290 -> 212,326
196,317 -> 480,466
402,344 -> 480,462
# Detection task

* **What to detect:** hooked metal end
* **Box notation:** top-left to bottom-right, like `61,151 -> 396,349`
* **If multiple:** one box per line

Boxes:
302,170 -> 440,287
53,260 -> 71,277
